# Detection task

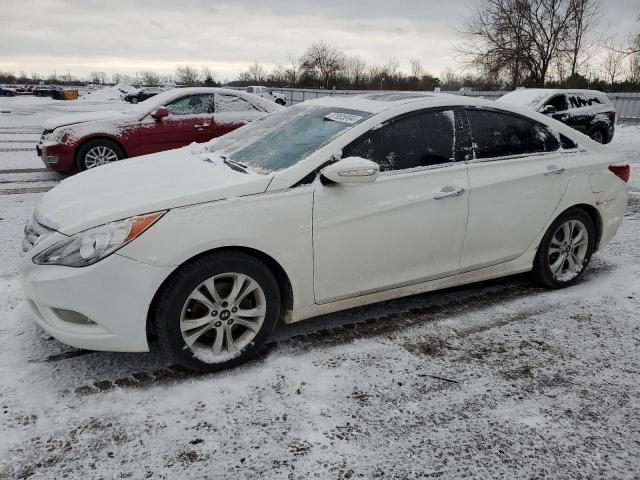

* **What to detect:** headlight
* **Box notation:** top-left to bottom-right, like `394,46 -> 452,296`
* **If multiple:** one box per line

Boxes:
33,211 -> 165,267
42,127 -> 70,145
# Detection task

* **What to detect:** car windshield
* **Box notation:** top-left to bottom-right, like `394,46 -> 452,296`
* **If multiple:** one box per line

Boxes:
202,104 -> 371,173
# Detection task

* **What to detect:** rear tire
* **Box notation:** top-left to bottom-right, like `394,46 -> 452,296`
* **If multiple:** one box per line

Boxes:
153,252 -> 281,372
589,128 -> 606,144
76,139 -> 125,171
532,208 -> 596,288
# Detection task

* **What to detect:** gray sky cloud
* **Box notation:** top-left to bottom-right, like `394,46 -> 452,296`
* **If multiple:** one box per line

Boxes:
1,0 -> 638,81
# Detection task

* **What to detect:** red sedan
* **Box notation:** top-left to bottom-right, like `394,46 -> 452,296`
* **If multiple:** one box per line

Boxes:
37,87 -> 282,172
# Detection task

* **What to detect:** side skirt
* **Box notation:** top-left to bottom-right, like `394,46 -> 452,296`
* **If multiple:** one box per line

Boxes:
285,250 -> 536,324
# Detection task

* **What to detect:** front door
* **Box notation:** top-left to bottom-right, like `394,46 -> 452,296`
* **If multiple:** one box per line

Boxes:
313,109 -> 470,304
136,93 -> 215,156
460,108 -> 571,271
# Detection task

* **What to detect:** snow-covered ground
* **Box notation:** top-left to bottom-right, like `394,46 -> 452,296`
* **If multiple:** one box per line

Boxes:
1,96 -> 639,479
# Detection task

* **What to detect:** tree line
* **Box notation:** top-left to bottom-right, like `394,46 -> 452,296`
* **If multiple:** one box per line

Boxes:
1,1 -> 638,92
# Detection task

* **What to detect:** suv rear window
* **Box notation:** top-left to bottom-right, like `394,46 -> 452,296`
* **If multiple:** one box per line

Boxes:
466,109 -> 560,159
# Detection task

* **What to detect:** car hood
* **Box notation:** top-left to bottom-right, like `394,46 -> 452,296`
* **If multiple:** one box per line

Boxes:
42,111 -> 134,131
36,147 -> 272,235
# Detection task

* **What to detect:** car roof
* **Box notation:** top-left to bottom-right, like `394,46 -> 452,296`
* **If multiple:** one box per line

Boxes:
132,87 -> 282,112
305,92 -> 492,114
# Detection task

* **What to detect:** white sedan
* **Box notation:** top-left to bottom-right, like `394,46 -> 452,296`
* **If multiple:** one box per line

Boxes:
19,93 -> 629,371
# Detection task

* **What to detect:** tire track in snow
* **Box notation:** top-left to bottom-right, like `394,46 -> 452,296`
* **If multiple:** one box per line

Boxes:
0,147 -> 36,152
0,186 -> 53,195
68,280 -> 543,396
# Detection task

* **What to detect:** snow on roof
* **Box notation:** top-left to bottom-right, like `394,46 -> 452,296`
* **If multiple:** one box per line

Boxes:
305,92 -> 487,113
498,88 -> 610,109
124,87 -> 282,114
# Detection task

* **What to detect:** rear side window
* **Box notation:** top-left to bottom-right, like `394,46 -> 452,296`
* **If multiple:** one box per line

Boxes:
343,110 -> 455,172
568,94 -> 602,109
215,94 -> 258,113
466,109 -> 559,159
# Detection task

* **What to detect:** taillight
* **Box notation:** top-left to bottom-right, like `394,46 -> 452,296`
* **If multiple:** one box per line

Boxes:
607,111 -> 616,123
609,164 -> 630,183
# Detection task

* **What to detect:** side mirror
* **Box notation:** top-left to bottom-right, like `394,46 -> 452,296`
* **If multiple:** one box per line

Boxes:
320,157 -> 379,185
541,105 -> 557,115
152,106 -> 169,120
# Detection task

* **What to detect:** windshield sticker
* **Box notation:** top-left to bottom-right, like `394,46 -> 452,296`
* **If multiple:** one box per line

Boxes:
324,112 -> 363,124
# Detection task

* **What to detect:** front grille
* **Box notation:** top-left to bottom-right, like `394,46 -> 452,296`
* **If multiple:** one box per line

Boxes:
21,214 -> 55,255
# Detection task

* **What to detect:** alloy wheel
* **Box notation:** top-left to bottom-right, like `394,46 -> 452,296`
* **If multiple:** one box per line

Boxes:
84,145 -> 119,169
547,219 -> 589,282
179,272 -> 267,362
591,130 -> 604,143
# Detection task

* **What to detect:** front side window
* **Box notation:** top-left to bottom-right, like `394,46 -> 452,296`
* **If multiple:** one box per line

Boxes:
343,110 -> 455,172
214,94 -> 257,113
467,109 -> 559,159
166,94 -> 213,115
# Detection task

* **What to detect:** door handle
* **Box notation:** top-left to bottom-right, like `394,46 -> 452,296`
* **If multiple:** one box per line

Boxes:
543,166 -> 565,176
433,186 -> 466,200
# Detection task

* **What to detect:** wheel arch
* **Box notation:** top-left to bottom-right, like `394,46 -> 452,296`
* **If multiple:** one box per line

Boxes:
146,246 -> 294,343
554,203 -> 603,250
587,122 -> 610,143
73,135 -> 129,170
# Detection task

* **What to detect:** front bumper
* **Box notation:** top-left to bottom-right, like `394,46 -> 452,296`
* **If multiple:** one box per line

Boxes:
19,251 -> 173,352
37,143 -> 76,171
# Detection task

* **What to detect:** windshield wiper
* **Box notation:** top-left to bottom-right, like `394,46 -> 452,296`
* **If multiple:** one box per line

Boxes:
223,157 -> 248,174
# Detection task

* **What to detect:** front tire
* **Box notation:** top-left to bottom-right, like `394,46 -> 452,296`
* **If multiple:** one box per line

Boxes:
153,252 -> 281,372
76,139 -> 125,170
532,208 -> 596,288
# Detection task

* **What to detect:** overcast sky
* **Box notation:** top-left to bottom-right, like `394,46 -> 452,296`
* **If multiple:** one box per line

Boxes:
1,0 -> 638,81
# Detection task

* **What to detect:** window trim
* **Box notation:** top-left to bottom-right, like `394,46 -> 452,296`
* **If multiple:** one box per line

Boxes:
340,106 -> 465,174
462,106 -> 576,163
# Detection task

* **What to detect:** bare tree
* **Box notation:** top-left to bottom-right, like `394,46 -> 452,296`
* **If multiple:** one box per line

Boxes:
300,41 -> 345,88
410,58 -> 424,79
247,61 -> 266,84
140,71 -> 161,86
601,49 -> 625,84
563,0 -> 600,76
441,68 -> 461,90
629,53 -> 640,83
344,55 -> 367,87
285,52 -> 301,86
458,0 -> 584,87
175,65 -> 199,86
89,71 -> 107,84
201,65 -> 217,86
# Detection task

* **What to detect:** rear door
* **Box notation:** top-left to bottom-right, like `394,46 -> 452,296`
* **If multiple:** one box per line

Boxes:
212,94 -> 264,137
460,107 -> 573,271
136,93 -> 215,155
313,108 -> 470,303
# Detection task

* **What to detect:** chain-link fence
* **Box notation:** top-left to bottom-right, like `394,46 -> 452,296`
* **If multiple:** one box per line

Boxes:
266,88 -> 640,126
